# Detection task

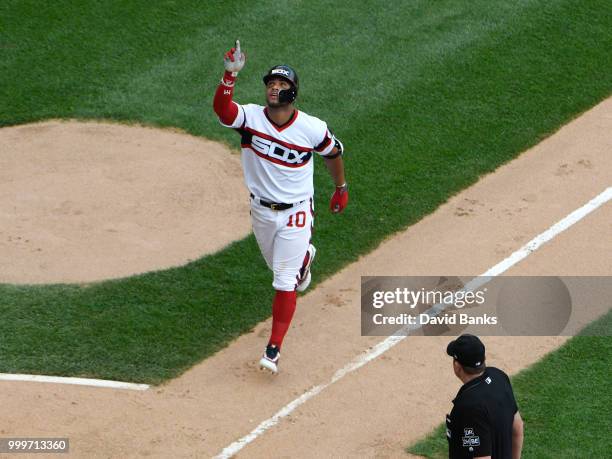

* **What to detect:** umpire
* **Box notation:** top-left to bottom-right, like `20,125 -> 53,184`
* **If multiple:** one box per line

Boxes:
445,334 -> 524,459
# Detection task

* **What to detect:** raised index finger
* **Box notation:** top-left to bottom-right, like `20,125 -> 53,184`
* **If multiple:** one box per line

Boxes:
235,39 -> 241,55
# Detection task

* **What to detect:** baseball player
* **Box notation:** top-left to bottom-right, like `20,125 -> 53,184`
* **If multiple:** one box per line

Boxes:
213,41 -> 348,373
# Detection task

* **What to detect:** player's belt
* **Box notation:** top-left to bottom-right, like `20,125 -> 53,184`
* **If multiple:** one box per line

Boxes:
250,193 -> 301,211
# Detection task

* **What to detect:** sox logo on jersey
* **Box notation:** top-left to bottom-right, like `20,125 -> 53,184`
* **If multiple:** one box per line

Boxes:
250,134 -> 312,166
223,103 -> 334,202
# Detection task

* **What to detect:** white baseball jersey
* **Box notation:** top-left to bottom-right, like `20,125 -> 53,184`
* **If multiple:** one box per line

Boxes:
220,103 -> 336,203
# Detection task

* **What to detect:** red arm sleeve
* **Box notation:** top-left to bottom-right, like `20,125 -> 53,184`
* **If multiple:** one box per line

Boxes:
213,71 -> 239,125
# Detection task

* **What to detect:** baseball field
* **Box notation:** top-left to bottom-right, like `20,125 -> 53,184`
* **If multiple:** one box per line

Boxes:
1,0 -> 610,457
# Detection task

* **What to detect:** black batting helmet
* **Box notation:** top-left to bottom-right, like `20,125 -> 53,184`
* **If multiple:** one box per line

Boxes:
263,65 -> 299,104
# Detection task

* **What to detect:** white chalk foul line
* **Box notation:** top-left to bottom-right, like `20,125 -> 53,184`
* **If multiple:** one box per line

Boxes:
215,186 -> 612,459
0,373 -> 149,391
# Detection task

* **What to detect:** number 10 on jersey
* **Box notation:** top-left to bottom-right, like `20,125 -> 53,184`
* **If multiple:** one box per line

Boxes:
287,211 -> 307,227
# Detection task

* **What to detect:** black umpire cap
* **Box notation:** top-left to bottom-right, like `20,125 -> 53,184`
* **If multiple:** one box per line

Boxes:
447,334 -> 486,368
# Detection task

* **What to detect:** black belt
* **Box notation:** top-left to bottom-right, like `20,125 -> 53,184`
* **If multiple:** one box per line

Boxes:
250,193 -> 299,211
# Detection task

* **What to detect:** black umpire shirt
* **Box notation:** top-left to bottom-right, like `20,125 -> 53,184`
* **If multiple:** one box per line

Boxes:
446,367 -> 518,459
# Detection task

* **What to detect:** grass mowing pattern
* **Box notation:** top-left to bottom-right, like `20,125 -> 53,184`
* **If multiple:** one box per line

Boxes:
407,311 -> 612,458
0,1 -> 611,383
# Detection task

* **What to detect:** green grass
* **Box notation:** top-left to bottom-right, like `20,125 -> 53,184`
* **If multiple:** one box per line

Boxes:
0,0 -> 611,383
407,311 -> 612,458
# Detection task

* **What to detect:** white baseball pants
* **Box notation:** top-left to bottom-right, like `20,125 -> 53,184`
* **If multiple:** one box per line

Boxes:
250,197 -> 314,291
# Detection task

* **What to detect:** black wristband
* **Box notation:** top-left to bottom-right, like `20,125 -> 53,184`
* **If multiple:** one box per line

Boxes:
325,150 -> 342,159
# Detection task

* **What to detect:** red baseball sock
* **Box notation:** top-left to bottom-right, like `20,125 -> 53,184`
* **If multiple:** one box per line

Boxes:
269,290 -> 297,349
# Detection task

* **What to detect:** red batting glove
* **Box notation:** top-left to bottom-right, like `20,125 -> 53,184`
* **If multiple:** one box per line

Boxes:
224,48 -> 236,62
330,183 -> 349,213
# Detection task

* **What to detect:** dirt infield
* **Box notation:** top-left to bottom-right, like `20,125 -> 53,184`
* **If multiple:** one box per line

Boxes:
0,120 -> 250,284
0,98 -> 610,458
